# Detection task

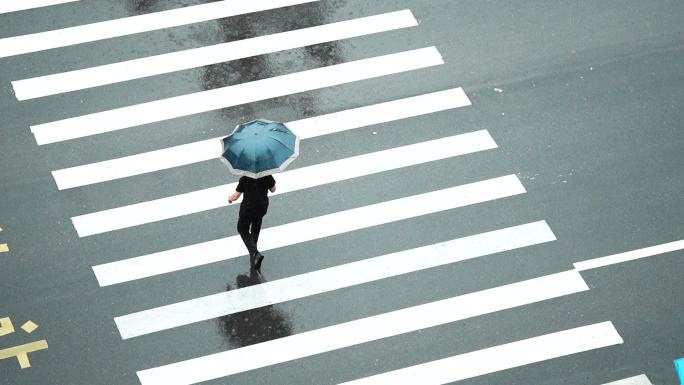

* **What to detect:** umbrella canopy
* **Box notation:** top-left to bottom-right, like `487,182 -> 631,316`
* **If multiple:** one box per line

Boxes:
220,119 -> 300,178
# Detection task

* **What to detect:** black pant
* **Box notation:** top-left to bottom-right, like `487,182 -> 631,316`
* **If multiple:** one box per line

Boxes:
237,214 -> 263,256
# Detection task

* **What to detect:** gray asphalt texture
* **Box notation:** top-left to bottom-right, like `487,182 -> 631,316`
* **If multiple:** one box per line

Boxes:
0,0 -> 683,384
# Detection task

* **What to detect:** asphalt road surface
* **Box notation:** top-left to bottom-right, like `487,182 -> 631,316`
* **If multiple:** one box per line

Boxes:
0,1 -> 683,384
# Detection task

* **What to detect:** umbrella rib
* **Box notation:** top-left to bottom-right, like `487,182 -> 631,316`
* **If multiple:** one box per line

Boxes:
250,144 -> 258,174
268,135 -> 295,151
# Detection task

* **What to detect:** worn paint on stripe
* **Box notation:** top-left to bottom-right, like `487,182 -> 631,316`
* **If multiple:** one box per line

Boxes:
602,375 -> 654,385
92,175 -> 526,286
52,88 -> 471,189
31,47 -> 444,144
0,0 -> 318,57
13,10 -> 418,100
72,130 -> 492,236
0,0 -> 78,15
574,239 -> 684,271
338,322 -> 622,385
135,271 -> 591,384
115,221 -> 556,339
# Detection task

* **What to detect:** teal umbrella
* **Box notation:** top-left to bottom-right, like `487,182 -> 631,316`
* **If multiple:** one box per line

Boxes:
220,119 -> 300,178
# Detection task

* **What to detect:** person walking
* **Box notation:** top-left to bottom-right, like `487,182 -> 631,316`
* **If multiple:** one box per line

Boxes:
229,175 -> 276,270
221,118 -> 299,270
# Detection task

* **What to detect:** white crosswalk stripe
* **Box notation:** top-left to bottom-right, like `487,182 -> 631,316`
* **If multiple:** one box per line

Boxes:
602,375 -> 654,385
30,47 -> 443,145
574,238 -> 684,271
0,0 -> 78,15
92,175 -> 526,286
72,129 -> 491,236
135,271 -> 592,385
12,10 -> 418,100
52,88 -> 471,189
337,322 -> 623,385
0,0 -> 318,57
115,221 -> 556,339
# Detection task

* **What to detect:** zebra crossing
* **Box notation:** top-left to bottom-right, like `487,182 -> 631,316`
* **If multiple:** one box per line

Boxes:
52,88 -> 472,189
92,174 -> 527,286
30,47 -> 444,144
11,10 -> 418,100
3,1 -> 663,384
0,0 -> 318,57
71,127 -> 488,235
113,221 -> 557,339
334,322 -> 623,385
134,272 -> 599,384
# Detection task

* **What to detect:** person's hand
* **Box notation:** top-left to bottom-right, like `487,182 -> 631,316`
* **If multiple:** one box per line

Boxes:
228,191 -> 240,204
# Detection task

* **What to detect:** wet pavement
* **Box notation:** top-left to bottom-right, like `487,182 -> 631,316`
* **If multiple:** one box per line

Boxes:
0,0 -> 683,384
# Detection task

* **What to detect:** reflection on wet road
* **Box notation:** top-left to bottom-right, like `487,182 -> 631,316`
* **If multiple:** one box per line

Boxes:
202,1 -> 345,120
218,271 -> 293,349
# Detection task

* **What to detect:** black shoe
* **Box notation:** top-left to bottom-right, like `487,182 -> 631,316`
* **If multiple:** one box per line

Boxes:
253,252 -> 264,270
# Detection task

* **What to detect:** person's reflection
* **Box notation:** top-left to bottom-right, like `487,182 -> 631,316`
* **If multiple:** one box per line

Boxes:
218,270 -> 293,348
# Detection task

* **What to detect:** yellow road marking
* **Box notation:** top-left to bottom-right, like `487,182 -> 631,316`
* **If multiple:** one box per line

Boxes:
17,354 -> 31,369
0,317 -> 15,336
0,226 -> 7,253
21,321 -> 38,334
0,340 -> 48,369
